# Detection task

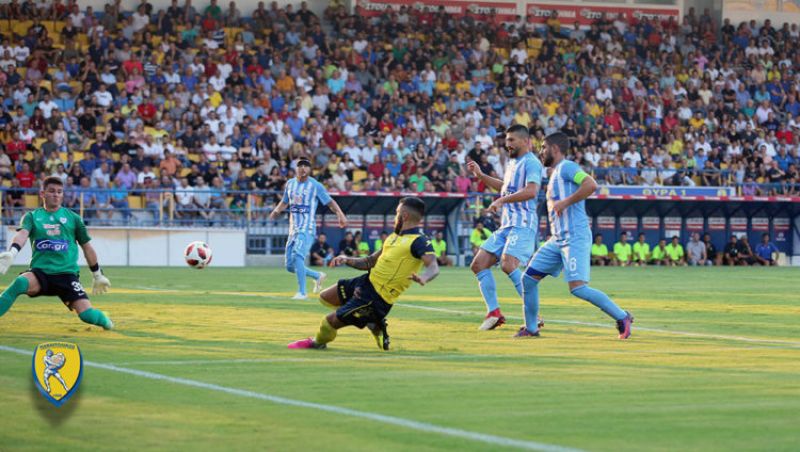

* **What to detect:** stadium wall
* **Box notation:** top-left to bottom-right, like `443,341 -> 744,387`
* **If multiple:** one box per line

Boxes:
722,0 -> 800,26
4,227 -> 247,267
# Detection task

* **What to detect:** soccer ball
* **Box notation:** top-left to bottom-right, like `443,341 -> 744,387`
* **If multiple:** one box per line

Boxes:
184,241 -> 213,269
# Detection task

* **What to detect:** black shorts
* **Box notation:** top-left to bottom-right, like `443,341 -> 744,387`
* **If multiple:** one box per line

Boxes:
28,268 -> 88,308
335,273 -> 392,329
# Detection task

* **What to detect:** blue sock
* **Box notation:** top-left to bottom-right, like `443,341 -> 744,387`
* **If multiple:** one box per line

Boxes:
306,267 -> 320,281
571,285 -> 626,321
522,275 -> 540,332
293,254 -> 307,295
507,269 -> 523,296
476,269 -> 499,312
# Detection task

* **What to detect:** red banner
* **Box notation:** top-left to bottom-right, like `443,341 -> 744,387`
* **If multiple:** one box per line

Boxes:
664,217 -> 682,230
597,216 -> 615,230
773,218 -> 790,231
751,218 -> 769,231
708,217 -> 726,230
730,218 -> 747,231
619,216 -> 637,230
366,214 -> 385,228
525,3 -> 679,26
642,217 -> 660,230
686,217 -> 704,231
355,0 -> 518,22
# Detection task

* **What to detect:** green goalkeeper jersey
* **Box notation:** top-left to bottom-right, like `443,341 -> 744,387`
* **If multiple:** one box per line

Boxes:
19,208 -> 91,275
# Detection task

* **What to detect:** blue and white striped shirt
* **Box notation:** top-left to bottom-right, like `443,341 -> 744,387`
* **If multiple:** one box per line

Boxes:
546,160 -> 590,242
281,177 -> 332,235
499,152 -> 544,229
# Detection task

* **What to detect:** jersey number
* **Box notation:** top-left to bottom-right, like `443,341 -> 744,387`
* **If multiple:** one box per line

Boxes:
71,282 -> 85,293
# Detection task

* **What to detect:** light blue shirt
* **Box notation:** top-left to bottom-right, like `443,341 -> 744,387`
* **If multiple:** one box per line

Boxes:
547,159 -> 590,242
281,177 -> 332,235
500,152 -> 543,229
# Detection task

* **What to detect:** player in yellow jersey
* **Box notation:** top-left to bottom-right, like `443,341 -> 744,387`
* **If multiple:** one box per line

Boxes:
288,197 -> 439,350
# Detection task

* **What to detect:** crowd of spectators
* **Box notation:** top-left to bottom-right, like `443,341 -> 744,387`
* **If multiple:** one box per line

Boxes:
0,0 -> 800,224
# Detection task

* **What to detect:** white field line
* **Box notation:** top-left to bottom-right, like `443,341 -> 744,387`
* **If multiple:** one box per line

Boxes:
0,345 -> 581,452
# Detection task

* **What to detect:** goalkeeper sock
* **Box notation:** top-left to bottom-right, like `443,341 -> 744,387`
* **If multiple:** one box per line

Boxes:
507,268 -> 523,297
0,275 -> 29,317
78,308 -> 112,329
314,317 -> 337,346
476,269 -> 499,312
570,285 -> 626,321
293,254 -> 307,295
522,275 -> 540,332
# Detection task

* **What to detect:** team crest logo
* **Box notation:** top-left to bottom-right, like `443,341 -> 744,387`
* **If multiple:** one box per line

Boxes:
32,342 -> 83,407
59,217 -> 67,224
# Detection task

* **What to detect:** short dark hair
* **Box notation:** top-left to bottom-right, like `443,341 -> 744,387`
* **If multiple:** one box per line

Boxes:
400,196 -> 425,219
42,176 -> 63,188
297,158 -> 311,167
544,132 -> 570,154
506,124 -> 530,139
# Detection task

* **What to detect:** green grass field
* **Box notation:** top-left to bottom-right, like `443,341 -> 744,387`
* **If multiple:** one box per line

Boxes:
1,266 -> 799,451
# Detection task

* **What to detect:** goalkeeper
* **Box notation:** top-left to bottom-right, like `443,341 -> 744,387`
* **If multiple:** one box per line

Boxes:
0,176 -> 113,329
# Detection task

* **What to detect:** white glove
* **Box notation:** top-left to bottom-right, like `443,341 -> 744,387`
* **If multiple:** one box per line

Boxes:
92,270 -> 111,295
0,248 -> 18,275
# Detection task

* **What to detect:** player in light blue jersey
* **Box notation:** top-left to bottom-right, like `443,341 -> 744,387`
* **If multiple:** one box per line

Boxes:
269,159 -> 348,300
467,124 -> 545,331
517,132 -> 633,339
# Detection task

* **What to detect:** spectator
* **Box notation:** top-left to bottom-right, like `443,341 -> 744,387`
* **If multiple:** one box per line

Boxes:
665,236 -> 686,266
632,233 -> 650,266
651,239 -> 669,266
754,233 -> 779,266
310,233 -> 334,267
686,233 -> 707,266
353,230 -> 370,257
703,233 -> 721,266
723,236 -> 743,266
469,221 -> 490,256
431,231 -> 452,266
373,231 -> 388,252
591,234 -> 610,266
737,236 -> 756,266
612,232 -> 632,267
336,231 -> 356,259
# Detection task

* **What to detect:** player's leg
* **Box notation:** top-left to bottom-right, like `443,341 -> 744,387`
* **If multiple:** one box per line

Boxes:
290,289 -> 369,349
0,272 -> 41,317
518,241 -> 562,337
501,227 -> 537,297
319,283 -> 344,310
563,242 -> 633,339
71,299 -> 114,330
43,369 -> 52,392
54,371 -> 68,391
297,233 -> 325,293
471,230 -> 503,329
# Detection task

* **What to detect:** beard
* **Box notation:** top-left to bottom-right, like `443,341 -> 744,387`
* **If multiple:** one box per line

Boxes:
543,152 -> 555,167
394,217 -> 404,234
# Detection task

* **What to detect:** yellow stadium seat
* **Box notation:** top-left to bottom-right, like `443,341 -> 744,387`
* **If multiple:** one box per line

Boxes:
352,170 -> 367,183
39,80 -> 52,92
187,153 -> 201,163
59,152 -> 67,161
73,151 -> 84,161
12,21 -> 32,37
24,151 -> 33,160
127,196 -> 144,209
244,168 -> 256,177
1,179 -> 11,188
180,168 -> 192,177
24,195 -> 39,208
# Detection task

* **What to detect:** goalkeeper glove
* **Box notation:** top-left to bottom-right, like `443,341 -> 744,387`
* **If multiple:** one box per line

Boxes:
0,247 -> 18,275
92,269 -> 111,295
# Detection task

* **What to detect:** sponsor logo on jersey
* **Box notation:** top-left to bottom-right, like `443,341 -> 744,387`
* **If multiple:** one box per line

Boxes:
34,239 -> 69,252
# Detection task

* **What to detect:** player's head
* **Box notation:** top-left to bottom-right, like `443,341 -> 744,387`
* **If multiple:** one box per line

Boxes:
40,176 -> 64,210
541,132 -> 570,167
638,233 -> 646,242
671,236 -> 680,244
394,196 -> 425,233
594,233 -> 603,244
296,158 -> 311,180
504,124 -> 530,158
761,232 -> 770,243
46,349 -> 53,357
620,232 -> 628,242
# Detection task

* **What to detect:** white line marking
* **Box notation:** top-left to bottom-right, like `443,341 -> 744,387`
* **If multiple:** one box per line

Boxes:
113,353 -> 516,366
397,304 -> 800,349
0,345 -> 581,452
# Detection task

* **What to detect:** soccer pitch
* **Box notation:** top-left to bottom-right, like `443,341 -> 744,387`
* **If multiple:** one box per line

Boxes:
1,266 -> 799,451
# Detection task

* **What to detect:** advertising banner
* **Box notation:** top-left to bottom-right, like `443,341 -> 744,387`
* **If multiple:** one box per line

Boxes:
356,0 -> 518,22
525,3 -> 680,26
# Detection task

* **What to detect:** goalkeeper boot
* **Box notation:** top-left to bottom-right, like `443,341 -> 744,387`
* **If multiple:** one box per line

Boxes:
617,311 -> 634,339
367,318 -> 390,351
287,338 -> 326,349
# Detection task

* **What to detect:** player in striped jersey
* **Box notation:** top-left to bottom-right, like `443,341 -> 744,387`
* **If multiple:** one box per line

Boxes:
467,124 -> 545,331
519,132 -> 633,339
269,159 -> 348,300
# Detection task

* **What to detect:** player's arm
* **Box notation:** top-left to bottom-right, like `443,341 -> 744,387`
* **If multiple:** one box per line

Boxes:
553,170 -> 597,216
490,181 -> 539,212
79,241 -> 111,295
332,249 -> 382,271
326,199 -> 348,228
466,160 -> 503,191
0,228 -> 30,274
268,199 -> 288,219
409,253 -> 439,286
